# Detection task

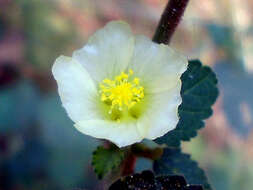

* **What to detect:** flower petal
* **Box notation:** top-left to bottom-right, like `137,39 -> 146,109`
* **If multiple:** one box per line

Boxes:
74,120 -> 142,147
128,35 -> 188,94
73,21 -> 135,83
52,55 -> 99,123
137,82 -> 182,139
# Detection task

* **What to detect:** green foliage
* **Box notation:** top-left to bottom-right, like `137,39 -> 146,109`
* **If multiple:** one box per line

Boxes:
92,146 -> 125,179
154,148 -> 212,190
155,60 -> 218,147
109,170 -> 203,190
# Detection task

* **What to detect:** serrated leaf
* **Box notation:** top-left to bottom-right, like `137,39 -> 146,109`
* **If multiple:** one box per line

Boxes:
153,148 -> 212,190
109,170 -> 204,190
155,60 -> 218,147
92,146 -> 125,179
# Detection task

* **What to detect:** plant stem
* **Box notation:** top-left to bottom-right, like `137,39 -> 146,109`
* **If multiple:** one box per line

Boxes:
122,153 -> 136,176
153,0 -> 190,44
131,144 -> 163,160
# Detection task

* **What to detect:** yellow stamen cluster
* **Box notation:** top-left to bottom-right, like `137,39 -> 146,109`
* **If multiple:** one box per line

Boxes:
99,69 -> 144,113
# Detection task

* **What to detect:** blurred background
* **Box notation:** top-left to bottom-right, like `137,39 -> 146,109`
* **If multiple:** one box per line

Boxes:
0,0 -> 253,189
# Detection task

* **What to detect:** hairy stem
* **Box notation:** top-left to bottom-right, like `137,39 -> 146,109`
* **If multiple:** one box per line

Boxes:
153,0 -> 190,44
121,153 -> 136,176
131,144 -> 163,160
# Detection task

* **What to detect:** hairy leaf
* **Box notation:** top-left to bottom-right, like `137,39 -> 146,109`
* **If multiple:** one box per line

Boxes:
92,146 -> 125,179
154,148 -> 212,190
109,170 -> 203,190
155,60 -> 218,147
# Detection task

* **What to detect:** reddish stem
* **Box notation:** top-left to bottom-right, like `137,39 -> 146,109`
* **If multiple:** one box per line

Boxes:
122,154 -> 136,176
153,0 -> 190,44
131,144 -> 163,160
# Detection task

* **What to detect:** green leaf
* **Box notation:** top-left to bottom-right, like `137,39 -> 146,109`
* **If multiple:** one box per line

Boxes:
153,148 -> 212,190
109,170 -> 204,190
92,146 -> 125,179
155,60 -> 218,147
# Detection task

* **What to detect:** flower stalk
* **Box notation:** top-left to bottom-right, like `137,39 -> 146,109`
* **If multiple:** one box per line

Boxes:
121,144 -> 163,176
153,0 -> 190,44
131,144 -> 163,160
122,153 -> 137,176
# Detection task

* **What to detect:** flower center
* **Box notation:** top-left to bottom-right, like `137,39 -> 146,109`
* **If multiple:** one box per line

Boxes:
99,69 -> 144,115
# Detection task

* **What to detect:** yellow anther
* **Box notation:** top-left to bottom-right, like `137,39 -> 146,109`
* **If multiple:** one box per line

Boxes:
133,78 -> 139,85
99,69 -> 144,114
121,72 -> 128,79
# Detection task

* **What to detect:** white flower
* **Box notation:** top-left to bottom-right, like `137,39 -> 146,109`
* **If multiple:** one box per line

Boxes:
52,21 -> 188,148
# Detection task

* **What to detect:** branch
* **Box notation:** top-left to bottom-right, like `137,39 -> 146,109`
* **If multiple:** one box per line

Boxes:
153,0 -> 190,44
131,144 -> 163,160
121,153 -> 136,176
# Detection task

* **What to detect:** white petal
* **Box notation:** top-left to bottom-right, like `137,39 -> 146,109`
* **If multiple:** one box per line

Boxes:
73,21 -> 135,83
74,120 -> 142,147
52,56 -> 99,123
128,35 -> 188,94
137,82 -> 182,139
